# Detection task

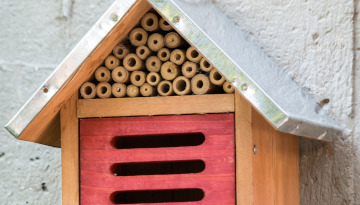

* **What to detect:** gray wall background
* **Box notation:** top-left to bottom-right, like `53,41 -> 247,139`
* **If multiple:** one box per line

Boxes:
0,0 -> 359,204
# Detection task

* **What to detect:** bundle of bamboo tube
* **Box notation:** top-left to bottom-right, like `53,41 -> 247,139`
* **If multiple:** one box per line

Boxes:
80,12 -> 235,99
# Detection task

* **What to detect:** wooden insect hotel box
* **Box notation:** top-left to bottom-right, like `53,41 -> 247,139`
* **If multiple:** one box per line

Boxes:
5,0 -> 342,204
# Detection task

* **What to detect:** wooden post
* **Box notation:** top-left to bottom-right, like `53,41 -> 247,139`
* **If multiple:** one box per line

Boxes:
235,92 -> 299,205
61,93 -> 79,205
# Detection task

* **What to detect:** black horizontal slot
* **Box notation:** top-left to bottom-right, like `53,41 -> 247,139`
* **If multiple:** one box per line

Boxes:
112,133 -> 205,149
112,160 -> 205,176
112,189 -> 204,204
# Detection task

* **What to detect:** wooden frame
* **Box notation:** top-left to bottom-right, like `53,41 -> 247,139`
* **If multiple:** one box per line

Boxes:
77,94 -> 234,118
235,92 -> 299,205
61,93 -> 299,205
61,93 -> 79,205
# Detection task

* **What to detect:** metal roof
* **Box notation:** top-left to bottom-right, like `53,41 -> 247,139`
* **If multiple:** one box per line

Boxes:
5,0 -> 342,142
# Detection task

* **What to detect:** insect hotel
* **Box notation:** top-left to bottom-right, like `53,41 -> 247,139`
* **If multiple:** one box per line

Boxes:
5,0 -> 342,204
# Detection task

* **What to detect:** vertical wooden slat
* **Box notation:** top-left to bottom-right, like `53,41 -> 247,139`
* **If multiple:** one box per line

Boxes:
235,92 -> 299,205
61,93 -> 79,205
235,92 -> 254,205
251,100 -> 300,205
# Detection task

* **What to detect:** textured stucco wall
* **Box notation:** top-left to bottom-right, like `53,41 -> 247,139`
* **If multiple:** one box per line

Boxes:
0,0 -> 358,204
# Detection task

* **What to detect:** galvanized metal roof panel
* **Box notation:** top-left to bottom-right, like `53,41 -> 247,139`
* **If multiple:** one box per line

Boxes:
148,0 -> 342,141
5,0 -> 342,142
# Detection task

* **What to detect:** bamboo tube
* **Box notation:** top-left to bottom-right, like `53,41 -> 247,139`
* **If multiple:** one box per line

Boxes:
145,56 -> 162,72
123,53 -> 144,71
130,71 -> 146,87
141,13 -> 159,32
112,83 -> 127,98
160,61 -> 180,81
159,18 -> 173,31
126,84 -> 140,97
170,49 -> 186,65
223,81 -> 235,93
182,61 -> 198,78
200,58 -> 213,72
164,32 -> 184,48
140,83 -> 157,97
157,48 -> 170,61
209,69 -> 226,86
104,55 -> 120,70
191,74 -> 215,95
94,66 -> 111,82
157,80 -> 173,96
113,44 -> 129,59
136,45 -> 152,60
186,47 -> 202,63
146,72 -> 161,86
173,76 -> 191,96
112,66 -> 129,83
80,82 -> 96,99
147,33 -> 164,52
129,28 -> 148,46
96,82 -> 112,98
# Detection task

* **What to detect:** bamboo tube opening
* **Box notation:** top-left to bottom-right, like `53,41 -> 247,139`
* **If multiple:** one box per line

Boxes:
223,81 -> 235,93
157,80 -> 173,96
80,82 -> 96,99
200,58 -> 213,72
95,66 -> 111,82
146,72 -> 161,86
129,28 -> 148,46
105,55 -> 120,70
159,18 -> 173,31
170,49 -> 186,65
209,69 -> 225,86
141,13 -> 159,32
191,74 -> 215,95
182,61 -> 198,78
123,53 -> 144,71
160,61 -> 180,81
112,83 -> 127,98
136,46 -> 151,60
96,82 -> 112,98
173,76 -> 191,95
186,47 -> 202,63
130,71 -> 146,87
146,56 -> 162,72
126,84 -> 140,97
113,44 -> 129,59
164,32 -> 183,48
140,83 -> 156,97
158,48 -> 170,61
148,33 -> 164,52
112,66 -> 129,83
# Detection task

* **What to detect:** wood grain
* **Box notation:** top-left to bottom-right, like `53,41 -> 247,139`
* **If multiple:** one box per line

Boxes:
17,0 -> 152,147
235,92 -> 254,205
252,107 -> 300,205
60,93 -> 79,205
235,92 -> 299,205
77,94 -> 234,118
80,114 -> 235,205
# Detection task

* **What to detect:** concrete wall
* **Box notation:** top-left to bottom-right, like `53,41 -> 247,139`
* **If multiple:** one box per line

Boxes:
0,0 -> 358,204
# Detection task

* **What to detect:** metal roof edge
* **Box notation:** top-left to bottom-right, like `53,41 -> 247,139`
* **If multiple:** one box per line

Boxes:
5,0 -> 137,138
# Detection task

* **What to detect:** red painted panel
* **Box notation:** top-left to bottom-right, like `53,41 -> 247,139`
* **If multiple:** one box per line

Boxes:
80,113 -> 235,205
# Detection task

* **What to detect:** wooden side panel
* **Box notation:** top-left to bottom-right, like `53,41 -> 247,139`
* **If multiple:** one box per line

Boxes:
235,93 -> 299,205
18,0 -> 152,146
80,114 -> 235,205
77,94 -> 234,118
61,93 -> 79,205
235,92 -> 254,204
